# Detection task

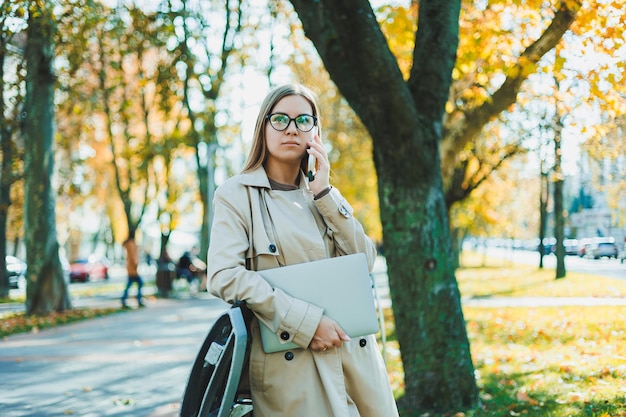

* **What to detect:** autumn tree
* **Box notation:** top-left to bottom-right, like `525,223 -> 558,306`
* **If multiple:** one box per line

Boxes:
22,1 -> 71,314
441,1 -> 582,207
158,0 -> 247,262
56,2 -> 185,249
444,0 -> 624,265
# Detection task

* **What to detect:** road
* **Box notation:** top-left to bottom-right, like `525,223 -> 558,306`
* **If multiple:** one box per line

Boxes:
483,247 -> 626,280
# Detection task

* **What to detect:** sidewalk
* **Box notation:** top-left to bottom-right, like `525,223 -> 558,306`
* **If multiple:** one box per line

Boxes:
462,295 -> 626,307
0,293 -> 230,417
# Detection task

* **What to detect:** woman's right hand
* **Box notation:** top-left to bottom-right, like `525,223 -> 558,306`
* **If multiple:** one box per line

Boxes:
309,316 -> 351,352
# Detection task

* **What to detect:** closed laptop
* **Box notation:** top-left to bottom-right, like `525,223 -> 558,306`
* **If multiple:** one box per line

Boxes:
257,253 -> 379,353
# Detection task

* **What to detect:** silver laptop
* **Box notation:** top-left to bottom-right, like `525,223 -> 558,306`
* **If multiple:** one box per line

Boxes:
257,253 -> 379,353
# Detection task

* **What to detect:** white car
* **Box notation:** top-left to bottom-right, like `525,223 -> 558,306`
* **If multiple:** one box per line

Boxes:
591,242 -> 618,259
5,255 -> 27,289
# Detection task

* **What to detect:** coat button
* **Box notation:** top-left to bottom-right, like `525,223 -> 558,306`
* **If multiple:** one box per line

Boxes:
284,351 -> 294,361
359,338 -> 367,347
269,244 -> 277,253
280,331 -> 290,340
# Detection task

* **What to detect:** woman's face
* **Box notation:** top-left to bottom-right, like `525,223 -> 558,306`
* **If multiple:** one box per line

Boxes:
265,94 -> 316,167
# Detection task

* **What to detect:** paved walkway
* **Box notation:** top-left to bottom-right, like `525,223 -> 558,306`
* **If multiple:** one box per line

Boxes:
0,293 -> 229,417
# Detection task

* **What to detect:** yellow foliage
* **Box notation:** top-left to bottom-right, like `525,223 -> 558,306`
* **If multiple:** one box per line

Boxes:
376,3 -> 418,80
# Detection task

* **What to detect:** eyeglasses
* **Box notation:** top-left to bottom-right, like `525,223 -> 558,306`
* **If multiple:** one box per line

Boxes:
266,113 -> 317,132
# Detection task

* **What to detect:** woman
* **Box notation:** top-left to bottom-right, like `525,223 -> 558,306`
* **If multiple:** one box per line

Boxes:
207,84 -> 399,417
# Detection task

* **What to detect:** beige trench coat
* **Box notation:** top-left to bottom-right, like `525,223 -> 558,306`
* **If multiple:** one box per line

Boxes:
207,167 -> 399,417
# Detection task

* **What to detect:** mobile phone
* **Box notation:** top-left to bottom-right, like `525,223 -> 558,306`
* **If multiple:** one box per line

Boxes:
307,127 -> 318,181
307,153 -> 316,182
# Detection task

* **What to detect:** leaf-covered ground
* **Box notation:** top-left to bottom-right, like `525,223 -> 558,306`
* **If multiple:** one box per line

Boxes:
0,307 -> 124,338
384,252 -> 626,417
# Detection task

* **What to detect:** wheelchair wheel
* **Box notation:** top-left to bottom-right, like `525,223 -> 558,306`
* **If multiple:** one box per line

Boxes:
180,304 -> 253,417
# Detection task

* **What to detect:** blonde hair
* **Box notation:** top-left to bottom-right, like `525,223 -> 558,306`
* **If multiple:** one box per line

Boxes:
242,84 -> 322,173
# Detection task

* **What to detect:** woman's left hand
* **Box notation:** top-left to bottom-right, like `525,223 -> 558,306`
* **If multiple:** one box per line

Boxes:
309,316 -> 351,352
306,132 -> 330,195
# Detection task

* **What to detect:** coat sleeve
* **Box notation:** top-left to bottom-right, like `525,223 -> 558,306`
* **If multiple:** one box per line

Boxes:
314,187 -> 378,271
207,182 -> 323,349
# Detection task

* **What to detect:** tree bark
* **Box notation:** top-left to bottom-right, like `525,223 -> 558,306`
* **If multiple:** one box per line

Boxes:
553,104 -> 565,278
539,169 -> 548,269
0,42 -> 12,297
23,3 -> 71,314
289,0 -> 479,412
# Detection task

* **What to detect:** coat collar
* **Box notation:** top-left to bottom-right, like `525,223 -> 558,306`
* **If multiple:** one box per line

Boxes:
240,166 -> 308,190
240,166 -> 271,188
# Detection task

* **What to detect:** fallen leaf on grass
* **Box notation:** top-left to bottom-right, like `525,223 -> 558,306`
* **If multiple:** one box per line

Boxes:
568,392 -> 585,402
480,393 -> 493,401
515,391 -> 539,406
500,379 -> 517,387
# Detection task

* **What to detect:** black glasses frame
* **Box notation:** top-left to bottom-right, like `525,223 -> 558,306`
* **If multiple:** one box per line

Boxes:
266,113 -> 318,132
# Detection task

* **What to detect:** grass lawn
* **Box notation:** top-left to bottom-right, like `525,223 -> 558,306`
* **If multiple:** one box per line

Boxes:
457,251 -> 626,298
0,307 -> 124,337
384,251 -> 626,416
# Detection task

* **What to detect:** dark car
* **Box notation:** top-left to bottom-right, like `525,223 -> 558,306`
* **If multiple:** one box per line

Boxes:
69,255 -> 110,283
5,255 -> 27,289
563,239 -> 579,256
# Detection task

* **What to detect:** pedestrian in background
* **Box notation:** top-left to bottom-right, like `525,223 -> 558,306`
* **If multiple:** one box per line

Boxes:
121,231 -> 145,309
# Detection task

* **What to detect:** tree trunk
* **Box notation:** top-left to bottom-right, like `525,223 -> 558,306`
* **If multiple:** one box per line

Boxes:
539,169 -> 548,269
553,107 -> 566,279
23,3 -> 71,314
156,231 -> 174,297
289,0 -> 479,412
0,47 -> 12,297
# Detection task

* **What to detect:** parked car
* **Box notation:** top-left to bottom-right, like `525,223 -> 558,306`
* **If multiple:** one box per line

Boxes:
5,255 -> 27,289
69,255 -> 110,282
563,239 -> 579,256
541,237 -> 557,255
591,242 -> 618,259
